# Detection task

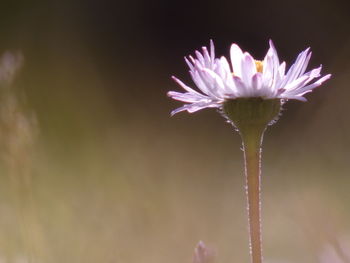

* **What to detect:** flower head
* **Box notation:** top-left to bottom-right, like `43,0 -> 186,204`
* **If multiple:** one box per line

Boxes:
168,40 -> 331,116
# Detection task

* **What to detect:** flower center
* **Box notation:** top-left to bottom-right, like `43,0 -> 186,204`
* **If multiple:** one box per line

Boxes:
255,60 -> 263,73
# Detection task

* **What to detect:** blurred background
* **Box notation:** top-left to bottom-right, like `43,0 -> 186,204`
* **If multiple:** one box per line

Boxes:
0,0 -> 349,262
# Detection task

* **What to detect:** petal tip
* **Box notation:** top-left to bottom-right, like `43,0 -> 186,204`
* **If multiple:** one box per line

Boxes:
167,91 -> 178,98
230,43 -> 244,54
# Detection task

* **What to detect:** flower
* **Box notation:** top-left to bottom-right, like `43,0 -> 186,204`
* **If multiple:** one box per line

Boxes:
193,241 -> 215,263
167,40 -> 331,116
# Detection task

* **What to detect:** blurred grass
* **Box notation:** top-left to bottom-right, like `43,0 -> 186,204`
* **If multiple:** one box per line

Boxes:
0,63 -> 349,263
0,1 -> 349,262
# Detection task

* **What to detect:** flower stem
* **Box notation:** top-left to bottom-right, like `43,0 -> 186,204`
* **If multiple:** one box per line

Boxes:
223,98 -> 281,263
240,126 -> 265,263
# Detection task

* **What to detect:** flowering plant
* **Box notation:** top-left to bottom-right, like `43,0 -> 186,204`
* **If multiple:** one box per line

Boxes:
168,40 -> 331,263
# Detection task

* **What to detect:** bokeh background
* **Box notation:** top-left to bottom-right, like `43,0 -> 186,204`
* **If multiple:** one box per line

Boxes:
0,0 -> 349,262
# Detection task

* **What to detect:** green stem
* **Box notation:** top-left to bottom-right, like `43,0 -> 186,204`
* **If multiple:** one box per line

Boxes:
223,98 -> 281,263
240,126 -> 265,263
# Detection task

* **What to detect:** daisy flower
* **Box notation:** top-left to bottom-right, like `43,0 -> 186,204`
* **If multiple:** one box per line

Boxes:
168,40 -> 331,116
167,41 -> 332,263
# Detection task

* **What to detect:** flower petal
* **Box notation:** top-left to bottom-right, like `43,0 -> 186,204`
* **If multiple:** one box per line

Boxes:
199,68 -> 226,97
170,101 -> 220,116
241,52 -> 257,89
216,56 -> 237,93
269,40 -> 280,67
171,76 -> 204,96
210,39 -> 215,63
185,57 -> 195,71
277,62 -> 286,82
252,73 -> 262,91
202,46 -> 212,68
230,43 -> 244,78
279,94 -> 308,101
282,48 -> 311,87
232,76 -> 250,97
284,74 -> 331,96
167,91 -> 208,103
282,75 -> 310,93
268,40 -> 280,84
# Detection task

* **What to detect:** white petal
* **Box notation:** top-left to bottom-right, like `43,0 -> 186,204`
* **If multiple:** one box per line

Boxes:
170,101 -> 220,116
170,105 -> 189,115
191,62 -> 222,98
303,65 -> 322,78
269,40 -> 280,66
210,39 -> 215,62
185,57 -> 195,71
186,101 -> 220,112
283,75 -> 310,92
195,50 -> 205,65
279,94 -> 308,101
189,70 -> 213,96
262,53 -> 274,87
300,51 -> 312,75
293,48 -> 311,78
230,44 -> 244,78
284,66 -> 323,94
189,55 -> 196,65
172,76 -> 203,96
252,73 -> 262,92
202,46 -> 212,68
268,40 -> 280,83
167,91 -> 208,103
216,57 -> 232,77
278,62 -> 286,82
283,48 -> 310,86
232,76 -> 250,97
241,53 -> 257,89
200,68 -> 226,97
216,56 -> 236,93
285,74 -> 331,96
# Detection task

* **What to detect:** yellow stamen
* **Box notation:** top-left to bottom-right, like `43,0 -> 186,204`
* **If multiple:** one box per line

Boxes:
255,60 -> 263,73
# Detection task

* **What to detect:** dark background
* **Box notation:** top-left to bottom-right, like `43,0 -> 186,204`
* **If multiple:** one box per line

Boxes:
0,0 -> 349,262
